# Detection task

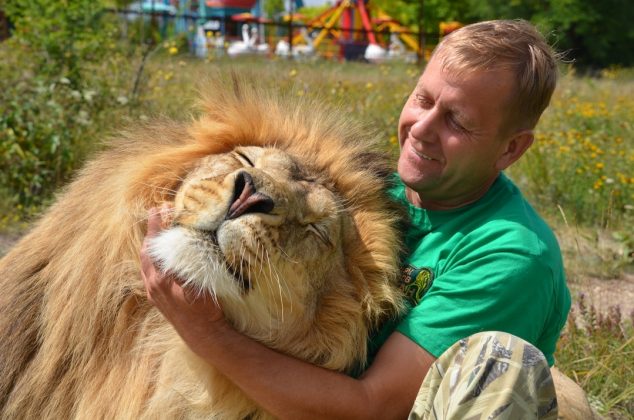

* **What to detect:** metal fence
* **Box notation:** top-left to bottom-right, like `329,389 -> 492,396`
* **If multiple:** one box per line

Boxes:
112,8 -> 440,63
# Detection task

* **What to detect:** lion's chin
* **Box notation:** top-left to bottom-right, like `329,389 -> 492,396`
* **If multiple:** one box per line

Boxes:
148,227 -> 244,301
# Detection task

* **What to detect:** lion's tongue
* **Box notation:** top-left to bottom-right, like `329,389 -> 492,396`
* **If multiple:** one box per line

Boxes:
227,186 -> 274,220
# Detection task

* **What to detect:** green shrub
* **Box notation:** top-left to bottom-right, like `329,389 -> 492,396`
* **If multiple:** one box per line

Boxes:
0,0 -> 137,220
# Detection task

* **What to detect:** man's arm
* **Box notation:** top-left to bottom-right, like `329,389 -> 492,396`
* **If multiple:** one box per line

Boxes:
141,209 -> 435,419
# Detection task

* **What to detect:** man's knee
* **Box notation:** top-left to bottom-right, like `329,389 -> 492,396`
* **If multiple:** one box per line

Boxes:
410,332 -> 557,420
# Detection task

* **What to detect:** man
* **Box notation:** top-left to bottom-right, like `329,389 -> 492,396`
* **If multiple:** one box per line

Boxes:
142,19 -> 571,418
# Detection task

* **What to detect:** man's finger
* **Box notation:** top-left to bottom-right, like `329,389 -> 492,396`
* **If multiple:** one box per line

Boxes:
159,202 -> 174,229
146,207 -> 163,238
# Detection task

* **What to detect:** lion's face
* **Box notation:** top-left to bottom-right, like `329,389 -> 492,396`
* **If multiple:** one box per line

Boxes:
149,146 -> 349,332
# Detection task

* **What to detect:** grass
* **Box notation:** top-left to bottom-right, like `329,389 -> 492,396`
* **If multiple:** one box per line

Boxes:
556,295 -> 634,418
1,44 -> 633,418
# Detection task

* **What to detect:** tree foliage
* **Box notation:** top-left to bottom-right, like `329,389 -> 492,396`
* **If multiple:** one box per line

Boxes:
0,0 -> 126,217
264,0 -> 285,19
3,0 -> 119,85
531,0 -> 634,70
368,0 -> 634,69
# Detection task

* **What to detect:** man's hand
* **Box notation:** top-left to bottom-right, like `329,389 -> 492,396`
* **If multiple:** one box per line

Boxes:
139,206 -> 431,419
140,205 -> 227,356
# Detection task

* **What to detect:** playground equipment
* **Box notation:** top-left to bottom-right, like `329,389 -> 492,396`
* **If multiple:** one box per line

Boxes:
364,12 -> 420,62
280,0 -> 421,61
440,21 -> 463,37
138,0 -> 421,62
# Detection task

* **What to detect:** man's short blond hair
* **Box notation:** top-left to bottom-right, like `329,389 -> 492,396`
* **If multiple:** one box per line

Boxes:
434,19 -> 558,131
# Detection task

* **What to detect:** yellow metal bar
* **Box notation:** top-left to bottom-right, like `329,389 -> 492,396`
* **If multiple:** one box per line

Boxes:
312,4 -> 345,47
398,33 -> 421,54
292,13 -> 339,44
387,22 -> 421,54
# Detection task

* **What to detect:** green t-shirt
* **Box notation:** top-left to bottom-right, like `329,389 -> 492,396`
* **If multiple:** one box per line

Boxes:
374,173 -> 570,366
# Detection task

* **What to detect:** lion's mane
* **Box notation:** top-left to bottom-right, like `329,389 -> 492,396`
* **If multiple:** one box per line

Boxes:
0,74 -> 403,419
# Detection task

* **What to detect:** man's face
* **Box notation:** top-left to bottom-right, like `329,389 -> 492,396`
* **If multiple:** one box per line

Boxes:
397,55 -> 517,209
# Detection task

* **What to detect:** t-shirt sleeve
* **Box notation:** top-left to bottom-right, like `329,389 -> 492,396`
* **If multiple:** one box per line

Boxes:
396,233 -> 555,363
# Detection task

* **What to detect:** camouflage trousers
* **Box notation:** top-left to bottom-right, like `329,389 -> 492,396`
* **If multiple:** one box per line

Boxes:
409,332 -> 558,420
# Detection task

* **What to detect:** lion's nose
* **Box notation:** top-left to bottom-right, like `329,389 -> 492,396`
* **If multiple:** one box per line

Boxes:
226,171 -> 275,220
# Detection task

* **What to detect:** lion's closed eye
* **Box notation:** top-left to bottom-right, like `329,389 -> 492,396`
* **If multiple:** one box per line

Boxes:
235,151 -> 255,167
306,223 -> 333,248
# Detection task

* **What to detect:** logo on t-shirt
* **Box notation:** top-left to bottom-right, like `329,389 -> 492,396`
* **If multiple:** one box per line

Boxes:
400,265 -> 434,305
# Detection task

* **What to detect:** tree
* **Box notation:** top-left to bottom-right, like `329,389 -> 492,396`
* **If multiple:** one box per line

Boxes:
532,0 -> 634,69
4,0 -> 117,85
370,0 -> 634,68
264,0 -> 285,19
460,0 -> 634,68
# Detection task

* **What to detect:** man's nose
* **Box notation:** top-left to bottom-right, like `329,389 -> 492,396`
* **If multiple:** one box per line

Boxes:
409,108 -> 439,143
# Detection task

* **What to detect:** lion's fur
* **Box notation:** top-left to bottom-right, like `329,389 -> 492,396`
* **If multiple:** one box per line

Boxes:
0,75 -> 404,419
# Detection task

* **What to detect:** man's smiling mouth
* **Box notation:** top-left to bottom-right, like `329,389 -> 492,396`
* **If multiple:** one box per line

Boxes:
410,144 -> 437,161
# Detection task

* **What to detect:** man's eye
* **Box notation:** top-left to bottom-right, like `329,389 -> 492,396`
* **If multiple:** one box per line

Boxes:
448,115 -> 467,132
235,151 -> 254,167
415,94 -> 432,109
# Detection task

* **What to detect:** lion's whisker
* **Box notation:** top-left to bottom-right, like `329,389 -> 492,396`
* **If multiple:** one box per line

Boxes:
264,247 -> 285,323
129,206 -> 196,232
276,246 -> 299,265
145,184 -> 180,195
257,242 -> 281,327
267,248 -> 293,320
257,243 -> 277,338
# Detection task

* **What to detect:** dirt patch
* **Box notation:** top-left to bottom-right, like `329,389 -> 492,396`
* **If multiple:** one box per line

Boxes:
569,274 -> 634,320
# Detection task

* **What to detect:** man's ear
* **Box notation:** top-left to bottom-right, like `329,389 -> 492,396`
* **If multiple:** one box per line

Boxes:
495,130 -> 534,170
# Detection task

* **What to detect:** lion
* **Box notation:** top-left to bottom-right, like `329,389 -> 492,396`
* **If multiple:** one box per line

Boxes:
0,75 -> 404,419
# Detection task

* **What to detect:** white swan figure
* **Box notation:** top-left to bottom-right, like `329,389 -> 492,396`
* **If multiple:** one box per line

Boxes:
275,39 -> 290,56
364,43 -> 387,62
227,24 -> 252,56
248,27 -> 258,49
276,27 -> 315,58
250,27 -> 270,54
293,27 -> 315,58
387,33 -> 406,59
365,34 -> 408,63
